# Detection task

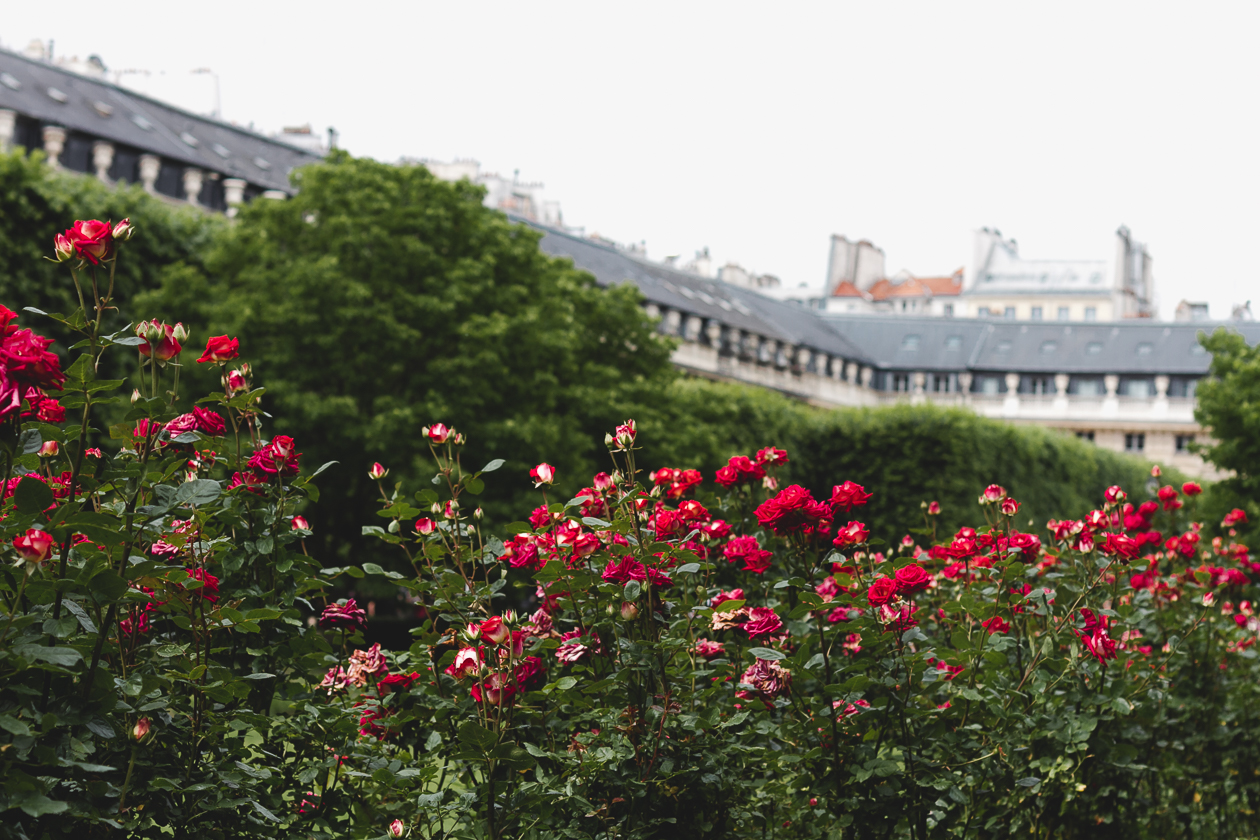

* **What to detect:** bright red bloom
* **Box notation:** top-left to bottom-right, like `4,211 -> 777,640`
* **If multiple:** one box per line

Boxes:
867,577 -> 898,606
602,556 -> 647,584
1000,498 -> 1020,516
514,655 -> 547,691
894,564 -> 932,593
248,436 -> 301,477
829,481 -> 872,512
1,328 -> 65,391
136,320 -> 183,362
755,447 -> 789,466
1102,532 -> 1140,561
832,521 -> 869,548
1223,509 -> 1248,528
186,568 -> 219,603
1182,481 -> 1203,496
724,535 -> 773,574
65,219 -> 114,264
982,616 -> 1010,634
756,485 -> 832,536
473,615 -> 510,645
530,463 -> 555,486
197,335 -> 240,364
1076,609 -> 1117,664
981,484 -> 1006,504
1104,485 -> 1126,505
444,647 -> 482,679
426,423 -> 451,443
13,529 -> 55,564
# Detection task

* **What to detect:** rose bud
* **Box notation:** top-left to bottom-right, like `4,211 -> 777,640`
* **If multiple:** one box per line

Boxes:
131,388 -> 142,404
604,432 -> 615,448
225,369 -> 248,395
13,529 -> 55,565
1151,464 -> 1161,477
620,601 -> 640,620
927,501 -> 940,515
443,500 -> 459,518
137,320 -> 182,362
368,462 -> 389,480
53,233 -> 75,262
530,463 -> 555,487
1104,485 -> 1126,504
426,423 -> 451,443
112,218 -> 134,240
614,419 -> 636,449
171,322 -> 190,343
38,441 -> 59,458
593,472 -> 615,492
197,335 -> 240,364
474,507 -> 484,520
389,819 -> 405,838
132,717 -> 151,740
415,517 -> 437,535
291,516 -> 311,531
1000,498 -> 1020,516
980,484 -> 1006,504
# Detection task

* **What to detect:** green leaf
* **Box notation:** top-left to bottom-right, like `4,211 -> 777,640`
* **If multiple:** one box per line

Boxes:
623,580 -> 642,601
13,477 -> 54,513
481,459 -> 505,473
748,647 -> 785,661
0,714 -> 31,736
243,673 -> 276,680
174,479 -> 221,506
1016,777 -> 1041,787
720,710 -> 750,729
90,570 -> 128,602
676,562 -> 701,574
25,645 -> 84,666
19,794 -> 69,817
251,801 -> 282,822
555,676 -> 578,690
463,476 -> 484,495
363,562 -> 404,579
18,429 -> 42,454
458,721 -> 497,752
424,730 -> 443,751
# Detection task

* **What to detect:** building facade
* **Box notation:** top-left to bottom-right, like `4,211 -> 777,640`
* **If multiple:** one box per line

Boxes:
0,46 -> 320,215
524,219 -> 1245,478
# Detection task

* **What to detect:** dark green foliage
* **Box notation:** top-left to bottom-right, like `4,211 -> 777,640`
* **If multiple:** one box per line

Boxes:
133,152 -> 677,564
1193,327 -> 1260,540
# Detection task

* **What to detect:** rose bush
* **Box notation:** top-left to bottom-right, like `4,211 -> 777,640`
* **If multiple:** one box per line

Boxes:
2,218 -> 1260,840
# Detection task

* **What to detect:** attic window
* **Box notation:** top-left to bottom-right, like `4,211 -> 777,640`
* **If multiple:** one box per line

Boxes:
1040,341 -> 1058,354
131,113 -> 153,131
1086,342 -> 1103,355
995,340 -> 1012,354
92,101 -> 113,117
212,143 -> 231,158
0,73 -> 20,90
901,335 -> 920,350
180,132 -> 199,147
945,335 -> 963,349
253,156 -> 271,170
1136,343 -> 1153,356
47,87 -> 69,103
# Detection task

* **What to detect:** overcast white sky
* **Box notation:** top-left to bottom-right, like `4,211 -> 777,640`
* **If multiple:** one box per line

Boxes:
5,2 -> 1258,320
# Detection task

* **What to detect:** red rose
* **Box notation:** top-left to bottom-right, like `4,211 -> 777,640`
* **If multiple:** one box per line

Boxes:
982,616 -> 1010,635
65,219 -> 114,264
832,520 -> 869,548
714,465 -> 739,487
1182,481 -> 1202,497
136,320 -> 182,362
197,335 -> 240,364
1102,532 -> 1140,561
378,672 -> 422,695
744,607 -> 785,637
13,529 -> 55,564
829,481 -> 872,512
514,656 -> 547,691
0,328 -> 65,391
186,568 -> 219,603
320,599 -> 367,630
867,577 -> 898,606
192,407 -> 226,436
756,485 -> 831,536
894,564 -> 932,593
755,446 -> 789,465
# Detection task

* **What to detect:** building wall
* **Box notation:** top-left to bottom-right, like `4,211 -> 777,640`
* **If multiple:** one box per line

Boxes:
959,296 -> 1117,322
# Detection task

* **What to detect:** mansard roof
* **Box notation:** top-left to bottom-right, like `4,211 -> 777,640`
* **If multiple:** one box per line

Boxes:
520,218 -> 868,363
0,47 -> 319,194
819,315 -> 1260,375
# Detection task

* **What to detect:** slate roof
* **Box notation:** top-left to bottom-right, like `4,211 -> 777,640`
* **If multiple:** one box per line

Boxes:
0,47 -> 319,194
517,218 -> 869,363
819,315 -> 1260,375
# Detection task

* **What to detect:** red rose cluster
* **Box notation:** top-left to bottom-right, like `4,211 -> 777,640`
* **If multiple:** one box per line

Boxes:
52,218 -> 133,266
231,435 -> 301,491
0,305 -> 65,421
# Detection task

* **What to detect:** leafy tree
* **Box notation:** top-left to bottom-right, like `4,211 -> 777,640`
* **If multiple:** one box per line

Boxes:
135,152 -> 677,563
1193,327 -> 1260,535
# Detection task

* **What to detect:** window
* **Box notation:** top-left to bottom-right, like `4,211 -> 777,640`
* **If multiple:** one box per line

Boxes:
1086,342 -> 1103,355
901,335 -> 920,350
1136,343 -> 1153,356
932,373 -> 953,392
980,377 -> 1001,395
1030,306 -> 1043,320
1028,376 -> 1051,395
1084,307 -> 1097,321
1040,340 -> 1057,354
978,307 -> 992,317
1075,379 -> 1101,397
1004,306 -> 1016,319
945,335 -> 963,350
943,303 -> 954,317
1058,306 -> 1070,320
1125,433 -> 1146,452
892,373 -> 911,392
1076,431 -> 1095,442
1175,434 -> 1195,453
1126,380 -> 1151,399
